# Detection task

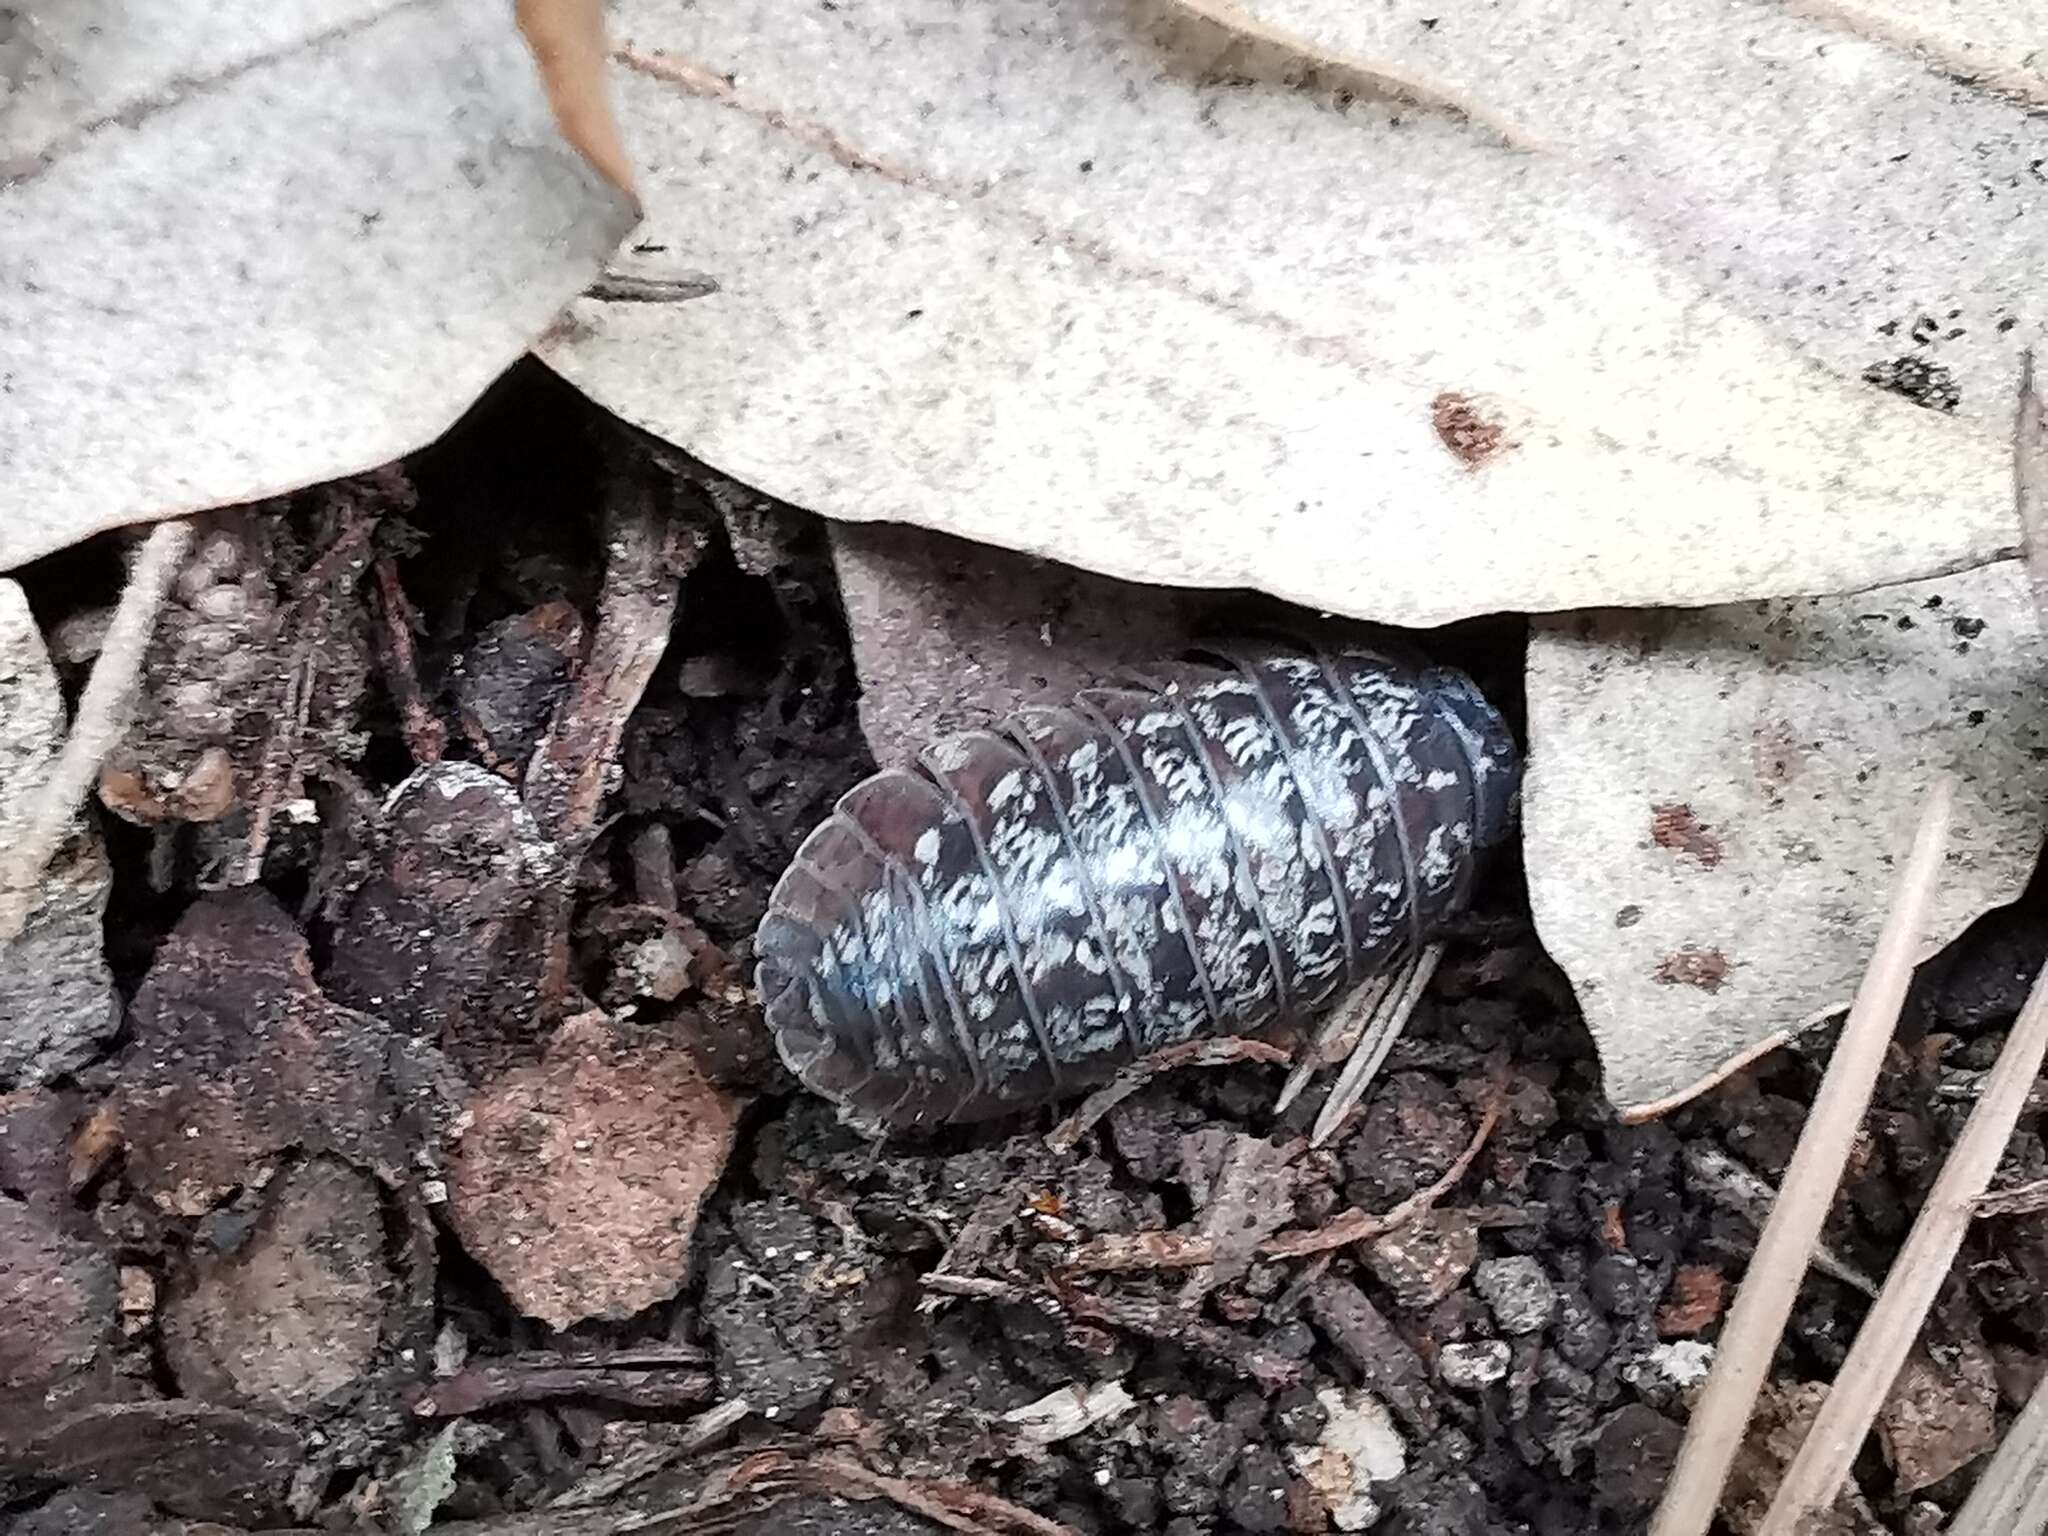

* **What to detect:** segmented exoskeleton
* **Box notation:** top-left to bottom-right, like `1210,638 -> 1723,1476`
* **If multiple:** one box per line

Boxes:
754,642 -> 1519,1129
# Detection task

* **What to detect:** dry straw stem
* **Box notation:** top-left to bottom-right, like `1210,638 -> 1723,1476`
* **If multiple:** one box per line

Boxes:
1949,1368 -> 2048,1535
1275,970 -> 1394,1113
1310,940 -> 1445,1147
1759,934 -> 2048,1534
0,520 -> 192,942
1648,775 -> 1955,1536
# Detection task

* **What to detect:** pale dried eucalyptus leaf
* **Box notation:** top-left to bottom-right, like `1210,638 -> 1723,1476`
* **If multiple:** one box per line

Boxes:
1525,561 -> 2048,1115
540,0 -> 2038,625
0,0 -> 638,571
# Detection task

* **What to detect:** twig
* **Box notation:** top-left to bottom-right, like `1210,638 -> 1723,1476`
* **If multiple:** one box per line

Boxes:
1759,943 -> 2048,1536
920,1272 -> 1033,1304
372,556 -> 446,765
523,471 -> 704,845
237,639 -> 315,884
1948,1369 -> 2048,1536
1310,941 -> 1444,1147
1680,1144 -> 1881,1299
1650,776 -> 1954,1536
1262,1061 -> 1507,1260
0,519 -> 192,942
1053,1282 -> 1304,1390
413,1345 -> 715,1417
1178,1133 -> 1292,1304
547,1398 -> 753,1510
727,1450 -> 1083,1536
587,271 -> 721,303
1063,1063 -> 1507,1275
1064,1229 -> 1225,1274
1044,1037 -> 1292,1152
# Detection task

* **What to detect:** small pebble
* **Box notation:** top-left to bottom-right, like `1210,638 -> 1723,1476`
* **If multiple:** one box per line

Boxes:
1438,1340 -> 1511,1391
1475,1255 -> 1558,1334
1224,1445 -> 1294,1534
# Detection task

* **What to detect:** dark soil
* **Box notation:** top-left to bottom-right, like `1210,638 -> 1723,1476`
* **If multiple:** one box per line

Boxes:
4,362 -> 2047,1536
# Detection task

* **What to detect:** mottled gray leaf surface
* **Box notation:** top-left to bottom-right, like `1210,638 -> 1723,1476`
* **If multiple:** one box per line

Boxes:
541,0 -> 2036,625
0,0 -> 637,571
1525,561 -> 2048,1115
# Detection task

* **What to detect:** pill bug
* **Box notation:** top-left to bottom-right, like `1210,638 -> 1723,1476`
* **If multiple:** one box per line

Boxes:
754,641 -> 1519,1130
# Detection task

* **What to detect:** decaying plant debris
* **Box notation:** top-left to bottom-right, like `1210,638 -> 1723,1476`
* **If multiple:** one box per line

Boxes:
5,369 -> 2048,1536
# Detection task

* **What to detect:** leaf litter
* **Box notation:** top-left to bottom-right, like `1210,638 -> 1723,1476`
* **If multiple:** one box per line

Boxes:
7,361 -> 2048,1536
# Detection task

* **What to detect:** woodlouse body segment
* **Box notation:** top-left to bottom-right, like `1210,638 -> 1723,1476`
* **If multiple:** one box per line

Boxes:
755,643 -> 1520,1128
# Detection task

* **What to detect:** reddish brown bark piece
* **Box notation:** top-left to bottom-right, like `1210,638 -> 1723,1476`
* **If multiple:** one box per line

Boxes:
163,1157 -> 402,1416
0,1196 -> 114,1396
412,1344 -> 714,1416
117,890 -> 439,1214
447,1013 -> 741,1330
1655,1264 -> 1728,1338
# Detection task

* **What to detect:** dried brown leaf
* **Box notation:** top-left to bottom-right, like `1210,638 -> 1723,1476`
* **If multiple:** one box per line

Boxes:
447,1014 -> 742,1330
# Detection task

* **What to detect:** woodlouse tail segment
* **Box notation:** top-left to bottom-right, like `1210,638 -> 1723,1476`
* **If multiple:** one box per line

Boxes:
755,853 -> 887,1118
839,770 -> 1064,1122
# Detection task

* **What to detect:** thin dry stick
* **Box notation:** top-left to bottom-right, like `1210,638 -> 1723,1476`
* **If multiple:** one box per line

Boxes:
1975,1176 -> 2048,1218
1311,940 -> 1444,1147
0,519 -> 192,941
1759,947 -> 2048,1536
1264,1063 -> 1507,1259
1648,776 -> 1954,1536
1275,971 -> 1393,1113
1949,1369 -> 2048,1536
1045,1037 -> 1293,1152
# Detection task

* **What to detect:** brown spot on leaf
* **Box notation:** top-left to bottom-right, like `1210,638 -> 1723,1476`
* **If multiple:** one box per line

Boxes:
1655,947 -> 1732,992
1430,392 -> 1509,466
1650,802 -> 1723,867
